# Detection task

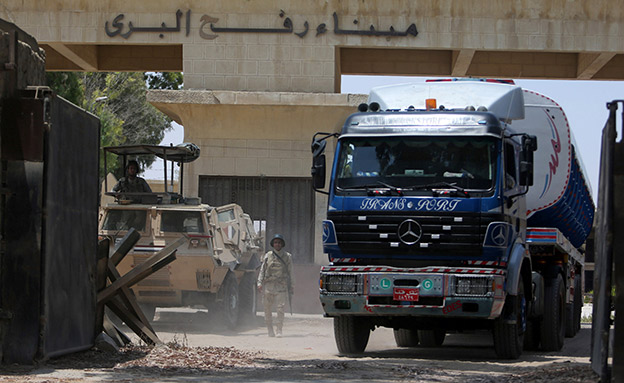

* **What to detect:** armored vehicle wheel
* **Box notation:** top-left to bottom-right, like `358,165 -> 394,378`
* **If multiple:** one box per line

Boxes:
393,329 -> 419,347
540,273 -> 565,351
217,273 -> 239,329
417,329 -> 446,347
493,276 -> 525,359
334,316 -> 370,354
238,272 -> 257,325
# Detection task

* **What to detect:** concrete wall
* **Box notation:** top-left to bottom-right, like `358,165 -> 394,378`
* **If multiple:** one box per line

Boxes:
2,1 -> 624,90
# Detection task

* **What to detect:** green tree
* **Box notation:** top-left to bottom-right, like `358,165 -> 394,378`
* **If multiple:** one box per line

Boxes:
46,72 -> 83,105
47,72 -> 176,178
145,72 -> 183,90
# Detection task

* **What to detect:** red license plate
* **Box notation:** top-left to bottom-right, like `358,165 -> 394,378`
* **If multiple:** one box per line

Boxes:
393,287 -> 420,302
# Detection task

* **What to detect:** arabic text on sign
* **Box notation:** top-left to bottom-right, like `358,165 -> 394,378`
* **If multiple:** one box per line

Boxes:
104,10 -> 418,41
393,287 -> 420,302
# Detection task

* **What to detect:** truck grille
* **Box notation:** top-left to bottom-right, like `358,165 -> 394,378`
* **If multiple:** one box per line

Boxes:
328,211 -> 503,257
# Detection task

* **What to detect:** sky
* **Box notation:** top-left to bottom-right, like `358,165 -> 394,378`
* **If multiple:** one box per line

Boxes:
146,75 -> 623,201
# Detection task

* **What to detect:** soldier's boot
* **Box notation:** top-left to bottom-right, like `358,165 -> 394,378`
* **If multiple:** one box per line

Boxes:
276,310 -> 284,337
275,323 -> 283,338
266,316 -> 275,337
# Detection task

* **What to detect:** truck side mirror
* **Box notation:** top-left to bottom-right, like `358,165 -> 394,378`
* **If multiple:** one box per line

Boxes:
519,135 -> 537,186
311,154 -> 326,190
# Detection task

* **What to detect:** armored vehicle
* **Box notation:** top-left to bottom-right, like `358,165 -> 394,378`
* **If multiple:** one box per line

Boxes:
99,144 -> 263,328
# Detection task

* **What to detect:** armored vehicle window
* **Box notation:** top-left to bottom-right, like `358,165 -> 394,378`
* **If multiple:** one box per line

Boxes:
217,209 -> 235,222
102,209 -> 147,231
161,211 -> 205,233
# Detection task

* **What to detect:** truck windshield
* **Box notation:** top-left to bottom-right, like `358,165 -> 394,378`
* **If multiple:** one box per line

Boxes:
335,136 -> 498,191
101,209 -> 147,232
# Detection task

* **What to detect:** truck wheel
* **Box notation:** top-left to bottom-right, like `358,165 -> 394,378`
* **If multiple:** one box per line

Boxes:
334,316 -> 370,354
493,277 -> 525,359
238,272 -> 257,326
541,273 -> 565,351
417,329 -> 445,347
393,329 -> 419,347
217,273 -> 240,329
565,302 -> 575,337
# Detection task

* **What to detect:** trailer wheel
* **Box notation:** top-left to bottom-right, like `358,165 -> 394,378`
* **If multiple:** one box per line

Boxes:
493,277 -> 525,359
417,330 -> 445,347
217,273 -> 239,329
334,316 -> 370,354
238,272 -> 257,326
541,273 -> 565,351
393,329 -> 419,347
565,302 -> 575,337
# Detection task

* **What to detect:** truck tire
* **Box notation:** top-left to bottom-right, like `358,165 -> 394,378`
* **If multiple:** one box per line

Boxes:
541,273 -> 565,351
393,329 -> 419,347
493,277 -> 525,359
217,273 -> 240,329
565,302 -> 575,337
334,316 -> 370,354
417,330 -> 445,347
238,272 -> 257,326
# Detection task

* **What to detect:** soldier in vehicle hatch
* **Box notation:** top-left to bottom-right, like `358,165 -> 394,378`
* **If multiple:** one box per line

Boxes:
112,160 -> 152,194
257,234 -> 294,337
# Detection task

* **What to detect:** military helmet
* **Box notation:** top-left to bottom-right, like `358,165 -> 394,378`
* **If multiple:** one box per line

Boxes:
126,159 -> 140,172
270,234 -> 285,247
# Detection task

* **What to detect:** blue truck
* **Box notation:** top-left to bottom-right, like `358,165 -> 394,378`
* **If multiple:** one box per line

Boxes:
311,80 -> 594,359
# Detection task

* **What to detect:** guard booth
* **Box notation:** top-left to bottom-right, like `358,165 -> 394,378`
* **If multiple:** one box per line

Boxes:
0,20 -> 100,364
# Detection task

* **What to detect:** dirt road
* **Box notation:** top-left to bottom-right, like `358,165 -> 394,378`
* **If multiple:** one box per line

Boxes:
0,308 -> 598,382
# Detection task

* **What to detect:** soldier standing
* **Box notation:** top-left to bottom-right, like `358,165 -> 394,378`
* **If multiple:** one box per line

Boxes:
112,160 -> 152,193
257,234 -> 294,337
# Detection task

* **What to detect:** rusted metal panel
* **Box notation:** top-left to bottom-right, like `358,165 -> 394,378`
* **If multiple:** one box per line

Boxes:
591,100 -> 623,382
612,102 -> 624,383
1,92 -> 100,363
0,96 -> 44,161
40,94 -> 100,359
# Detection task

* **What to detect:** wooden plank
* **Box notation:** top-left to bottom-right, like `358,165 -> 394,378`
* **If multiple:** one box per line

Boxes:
107,297 -> 161,345
102,313 -> 130,347
97,236 -> 185,304
106,260 -> 156,335
109,228 -> 141,266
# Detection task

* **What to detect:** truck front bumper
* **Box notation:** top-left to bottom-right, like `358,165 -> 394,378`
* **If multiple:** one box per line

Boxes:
320,265 -> 506,319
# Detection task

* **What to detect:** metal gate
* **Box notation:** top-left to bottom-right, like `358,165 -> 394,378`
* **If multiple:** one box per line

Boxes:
198,176 -> 315,263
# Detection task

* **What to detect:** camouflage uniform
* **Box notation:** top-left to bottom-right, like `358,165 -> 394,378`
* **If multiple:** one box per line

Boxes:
112,176 -> 152,193
257,248 -> 294,337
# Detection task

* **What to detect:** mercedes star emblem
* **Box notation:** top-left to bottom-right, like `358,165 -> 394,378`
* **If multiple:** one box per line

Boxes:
491,224 -> 508,246
397,219 -> 422,245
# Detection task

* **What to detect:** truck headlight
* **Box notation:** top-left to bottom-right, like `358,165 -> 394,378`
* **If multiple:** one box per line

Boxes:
453,276 -> 492,297
321,273 -> 361,294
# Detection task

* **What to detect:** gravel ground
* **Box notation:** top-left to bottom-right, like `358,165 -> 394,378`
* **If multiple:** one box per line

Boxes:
0,310 -> 602,383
